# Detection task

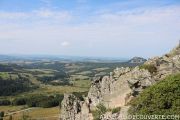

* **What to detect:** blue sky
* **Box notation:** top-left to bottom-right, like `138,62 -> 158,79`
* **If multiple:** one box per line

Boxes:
0,0 -> 180,58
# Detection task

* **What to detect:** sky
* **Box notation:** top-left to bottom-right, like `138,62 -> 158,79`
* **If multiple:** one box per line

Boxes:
0,0 -> 180,58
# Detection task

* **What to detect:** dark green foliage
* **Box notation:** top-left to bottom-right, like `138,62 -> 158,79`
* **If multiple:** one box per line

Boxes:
92,103 -> 107,120
139,64 -> 157,74
72,91 -> 88,101
0,111 -> 4,117
37,71 -> 69,84
0,75 -> 37,96
111,107 -> 121,114
26,94 -> 64,108
129,73 -> 180,115
0,64 -> 14,72
12,97 -> 27,106
0,111 -> 4,120
0,99 -> 11,106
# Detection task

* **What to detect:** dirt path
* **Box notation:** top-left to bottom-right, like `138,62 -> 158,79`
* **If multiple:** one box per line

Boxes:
5,108 -> 35,116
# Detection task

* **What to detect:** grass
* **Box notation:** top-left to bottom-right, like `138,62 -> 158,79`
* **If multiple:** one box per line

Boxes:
93,67 -> 110,72
0,106 -> 26,113
28,107 -> 59,119
1,106 -> 59,120
139,64 -> 157,74
72,80 -> 91,88
71,75 -> 90,80
24,69 -> 58,74
0,72 -> 9,79
76,71 -> 92,75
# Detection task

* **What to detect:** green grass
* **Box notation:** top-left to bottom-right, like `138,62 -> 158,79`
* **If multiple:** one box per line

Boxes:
1,106 -> 59,120
93,67 -> 110,72
139,64 -> 157,74
111,107 -> 121,114
92,104 -> 107,120
0,72 -> 9,79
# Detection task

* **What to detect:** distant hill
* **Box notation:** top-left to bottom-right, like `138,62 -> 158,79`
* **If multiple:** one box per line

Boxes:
128,57 -> 147,63
0,55 -> 128,63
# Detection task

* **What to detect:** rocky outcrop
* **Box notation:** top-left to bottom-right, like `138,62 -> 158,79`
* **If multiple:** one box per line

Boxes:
60,45 -> 180,120
145,45 -> 180,80
60,94 -> 93,120
129,57 -> 147,63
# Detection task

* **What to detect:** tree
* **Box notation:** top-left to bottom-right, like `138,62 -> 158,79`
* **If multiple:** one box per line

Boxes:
0,111 -> 4,120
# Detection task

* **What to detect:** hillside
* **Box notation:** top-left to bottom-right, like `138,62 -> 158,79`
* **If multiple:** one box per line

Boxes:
60,45 -> 180,120
129,73 -> 180,115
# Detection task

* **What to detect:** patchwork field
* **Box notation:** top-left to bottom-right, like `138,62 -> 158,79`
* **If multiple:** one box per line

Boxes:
0,60 -> 141,119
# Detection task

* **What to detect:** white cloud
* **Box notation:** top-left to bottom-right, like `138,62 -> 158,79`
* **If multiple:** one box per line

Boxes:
0,9 -> 72,23
61,41 -> 70,47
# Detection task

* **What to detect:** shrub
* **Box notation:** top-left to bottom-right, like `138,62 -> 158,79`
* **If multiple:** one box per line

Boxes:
26,94 -> 63,108
129,73 -> 180,115
92,103 -> 107,120
0,111 -> 4,120
12,97 -> 27,105
72,92 -> 88,101
0,99 -> 11,106
111,107 -> 121,114
0,111 -> 4,117
139,64 -> 157,74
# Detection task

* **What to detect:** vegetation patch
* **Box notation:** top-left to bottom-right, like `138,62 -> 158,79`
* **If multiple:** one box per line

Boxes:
92,103 -> 107,120
0,75 -> 38,96
26,94 -> 64,108
129,73 -> 180,115
72,91 -> 88,101
139,64 -> 157,74
111,107 -> 121,114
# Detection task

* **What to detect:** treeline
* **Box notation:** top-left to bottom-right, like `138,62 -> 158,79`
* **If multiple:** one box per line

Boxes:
37,71 -> 71,85
22,62 -> 66,71
37,71 -> 68,82
0,75 -> 37,96
0,64 -> 23,72
0,91 -> 87,108
0,94 -> 64,108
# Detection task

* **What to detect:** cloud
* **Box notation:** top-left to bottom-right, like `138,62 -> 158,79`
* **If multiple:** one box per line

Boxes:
0,9 -> 72,24
0,5 -> 179,57
61,41 -> 70,47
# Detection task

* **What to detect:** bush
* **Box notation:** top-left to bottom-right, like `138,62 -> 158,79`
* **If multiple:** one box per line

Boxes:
0,111 -> 4,120
139,64 -> 157,74
26,94 -> 64,108
111,107 -> 121,114
12,97 -> 27,106
0,99 -> 11,106
72,92 -> 88,101
129,73 -> 180,115
92,103 -> 107,120
0,111 -> 4,117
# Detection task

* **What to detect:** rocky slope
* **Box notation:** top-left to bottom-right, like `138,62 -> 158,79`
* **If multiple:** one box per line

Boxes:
60,45 -> 180,120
